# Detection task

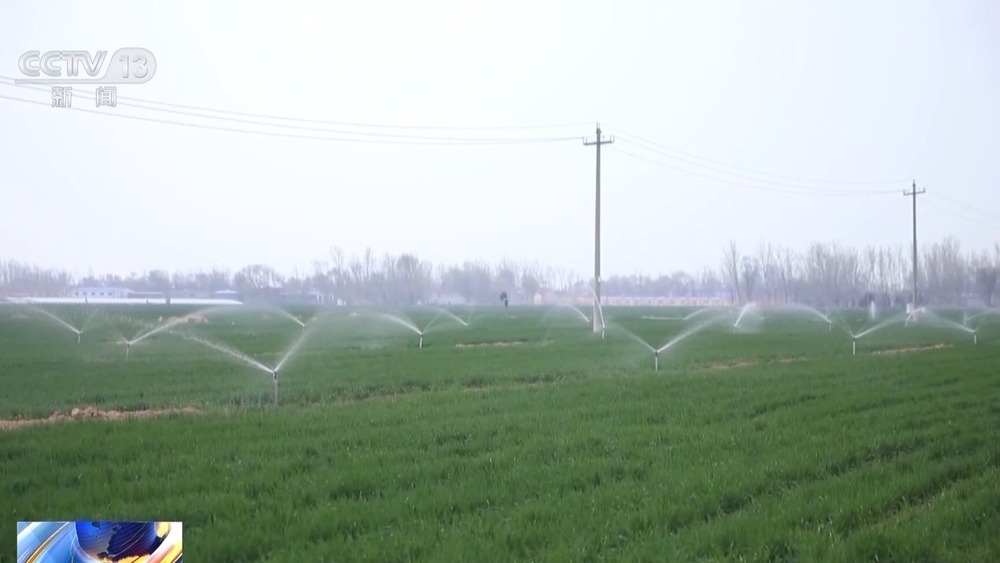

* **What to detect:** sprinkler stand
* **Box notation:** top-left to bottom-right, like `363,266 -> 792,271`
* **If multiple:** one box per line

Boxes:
654,350 -> 659,372
419,334 -> 423,349
125,341 -> 131,361
973,332 -> 978,345
77,333 -> 81,345
852,338 -> 857,357
272,370 -> 279,405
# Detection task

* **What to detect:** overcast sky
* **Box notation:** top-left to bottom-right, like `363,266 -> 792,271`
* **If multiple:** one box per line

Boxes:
1,0 -> 998,279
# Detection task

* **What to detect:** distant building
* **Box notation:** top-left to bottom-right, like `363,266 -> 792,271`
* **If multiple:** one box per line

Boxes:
128,291 -> 165,300
168,289 -> 199,299
72,286 -> 131,299
603,295 -> 728,307
278,290 -> 324,305
213,289 -> 242,301
428,291 -> 467,305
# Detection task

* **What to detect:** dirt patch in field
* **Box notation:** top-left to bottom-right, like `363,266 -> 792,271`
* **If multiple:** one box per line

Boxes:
0,405 -> 201,431
462,381 -> 548,395
9,313 -> 28,320
702,360 -> 757,371
700,356 -> 805,372
455,341 -> 525,348
870,343 -> 952,356
776,357 -> 804,364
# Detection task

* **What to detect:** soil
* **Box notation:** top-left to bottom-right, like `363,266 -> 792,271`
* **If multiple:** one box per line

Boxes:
870,343 -> 951,355
0,405 -> 201,431
455,341 -> 525,348
703,360 -> 757,371
701,356 -> 804,372
776,357 -> 804,364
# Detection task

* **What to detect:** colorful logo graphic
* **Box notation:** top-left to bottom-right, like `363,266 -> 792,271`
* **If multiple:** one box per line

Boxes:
17,521 -> 182,562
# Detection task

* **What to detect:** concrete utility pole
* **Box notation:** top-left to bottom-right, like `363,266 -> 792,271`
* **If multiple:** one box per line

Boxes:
903,180 -> 925,317
583,123 -> 614,334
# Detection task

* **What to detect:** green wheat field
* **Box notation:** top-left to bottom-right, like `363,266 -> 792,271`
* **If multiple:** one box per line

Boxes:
2,303 -> 999,562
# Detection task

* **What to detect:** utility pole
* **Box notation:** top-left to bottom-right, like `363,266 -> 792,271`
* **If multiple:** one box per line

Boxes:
903,180 -> 925,319
583,123 -> 614,333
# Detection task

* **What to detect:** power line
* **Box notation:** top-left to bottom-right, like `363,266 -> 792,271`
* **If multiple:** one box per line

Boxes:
923,197 -> 999,229
0,76 -> 589,132
0,93 -> 581,146
926,190 -> 1000,223
615,136 -> 904,195
606,125 -> 910,186
611,146 -> 901,197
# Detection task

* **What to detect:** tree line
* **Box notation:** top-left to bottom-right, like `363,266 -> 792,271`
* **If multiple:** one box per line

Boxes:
1,238 -> 998,307
719,238 -> 999,308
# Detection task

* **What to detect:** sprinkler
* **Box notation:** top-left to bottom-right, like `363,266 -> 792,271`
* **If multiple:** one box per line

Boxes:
125,341 -> 131,361
654,350 -> 659,372
828,322 -> 833,333
852,337 -> 857,357
973,332 -> 978,345
601,328 -> 605,340
419,334 -> 424,349
77,333 -> 81,345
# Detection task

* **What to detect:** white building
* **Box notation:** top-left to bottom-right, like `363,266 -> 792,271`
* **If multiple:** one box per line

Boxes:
72,286 -> 131,299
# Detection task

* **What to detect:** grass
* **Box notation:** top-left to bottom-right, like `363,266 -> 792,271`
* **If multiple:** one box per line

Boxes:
1,303 -> 999,561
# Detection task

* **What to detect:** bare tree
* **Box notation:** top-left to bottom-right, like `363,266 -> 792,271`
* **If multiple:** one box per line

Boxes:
757,242 -> 779,304
922,237 -> 966,306
395,253 -> 432,305
722,240 -> 742,304
521,271 -> 541,303
776,246 -> 798,303
740,256 -> 760,303
494,257 -> 519,302
972,248 -> 999,307
234,264 -> 283,300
